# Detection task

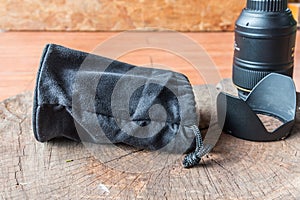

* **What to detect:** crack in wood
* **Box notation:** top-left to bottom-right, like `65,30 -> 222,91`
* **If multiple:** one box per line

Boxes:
11,119 -> 25,188
3,101 -> 23,121
203,160 -> 221,196
102,149 -> 144,164
211,158 -> 234,176
47,144 -> 53,170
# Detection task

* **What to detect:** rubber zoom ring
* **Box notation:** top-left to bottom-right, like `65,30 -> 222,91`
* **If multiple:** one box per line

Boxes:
246,0 -> 287,12
233,65 -> 294,90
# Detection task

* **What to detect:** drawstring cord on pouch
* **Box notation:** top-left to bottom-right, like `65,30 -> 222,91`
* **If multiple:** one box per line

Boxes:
182,125 -> 213,168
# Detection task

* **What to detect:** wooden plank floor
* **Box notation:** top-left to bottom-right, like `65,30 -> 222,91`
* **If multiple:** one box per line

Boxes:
1,31 -> 299,101
0,31 -> 230,101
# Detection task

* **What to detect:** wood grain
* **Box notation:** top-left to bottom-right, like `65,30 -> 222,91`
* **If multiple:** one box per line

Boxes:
0,90 -> 299,199
0,31 -> 231,101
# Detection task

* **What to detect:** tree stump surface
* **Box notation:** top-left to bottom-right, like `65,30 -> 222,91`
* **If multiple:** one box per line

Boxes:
1,89 -> 300,199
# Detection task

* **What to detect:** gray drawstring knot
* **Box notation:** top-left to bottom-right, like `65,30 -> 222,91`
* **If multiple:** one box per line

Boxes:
182,125 -> 212,168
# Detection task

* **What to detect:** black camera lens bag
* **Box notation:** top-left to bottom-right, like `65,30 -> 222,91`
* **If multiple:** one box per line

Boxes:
33,44 -> 212,168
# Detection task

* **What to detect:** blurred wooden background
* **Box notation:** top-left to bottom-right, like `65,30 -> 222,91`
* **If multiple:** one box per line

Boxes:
0,0 -> 246,31
1,0 -> 300,31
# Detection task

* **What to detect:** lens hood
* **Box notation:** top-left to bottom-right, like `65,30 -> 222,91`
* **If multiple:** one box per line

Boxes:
217,73 -> 296,141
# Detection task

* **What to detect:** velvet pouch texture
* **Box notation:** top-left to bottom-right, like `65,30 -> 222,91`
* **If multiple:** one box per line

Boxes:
33,44 -> 203,154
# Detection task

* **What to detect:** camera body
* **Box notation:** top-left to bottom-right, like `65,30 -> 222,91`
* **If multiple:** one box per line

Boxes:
233,0 -> 297,99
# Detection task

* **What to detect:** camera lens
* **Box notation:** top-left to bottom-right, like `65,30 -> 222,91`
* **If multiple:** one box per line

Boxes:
233,0 -> 297,99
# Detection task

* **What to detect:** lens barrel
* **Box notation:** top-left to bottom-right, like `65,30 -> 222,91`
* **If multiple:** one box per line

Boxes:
233,0 -> 297,99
